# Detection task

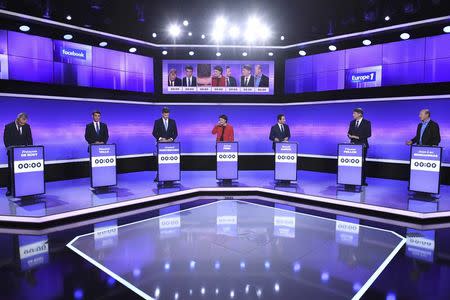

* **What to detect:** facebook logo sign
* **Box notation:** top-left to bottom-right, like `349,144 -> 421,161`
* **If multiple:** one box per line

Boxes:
60,47 -> 87,60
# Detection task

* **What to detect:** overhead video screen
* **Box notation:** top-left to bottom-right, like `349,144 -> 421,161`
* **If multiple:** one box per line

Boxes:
162,60 -> 275,95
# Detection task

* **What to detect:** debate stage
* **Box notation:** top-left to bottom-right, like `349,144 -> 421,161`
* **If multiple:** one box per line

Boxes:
2,170 -> 449,228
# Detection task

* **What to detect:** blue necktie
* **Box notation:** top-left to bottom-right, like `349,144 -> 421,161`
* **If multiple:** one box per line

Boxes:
95,123 -> 99,134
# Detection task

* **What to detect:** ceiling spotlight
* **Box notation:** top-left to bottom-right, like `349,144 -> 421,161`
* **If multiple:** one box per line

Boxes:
216,52 -> 221,57
189,51 -> 194,56
63,34 -> 73,40
260,26 -> 271,41
201,34 -> 206,39
242,52 -> 248,57
443,26 -> 450,33
385,16 -> 390,21
183,20 -> 189,27
168,24 -> 181,37
211,29 -> 224,42
229,26 -> 240,39
268,52 -> 274,56
215,16 -> 227,27
400,32 -> 410,40
299,50 -> 307,56
19,25 -> 30,32
280,35 -> 285,41
188,32 -> 192,36
362,39 -> 372,46
66,15 -> 72,21
99,41 -> 108,47
152,32 -> 157,38
162,50 -> 168,55
328,45 -> 337,51
129,47 -> 137,53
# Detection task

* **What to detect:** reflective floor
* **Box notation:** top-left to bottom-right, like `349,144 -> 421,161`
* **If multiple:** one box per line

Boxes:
1,197 -> 450,300
1,170 -> 450,219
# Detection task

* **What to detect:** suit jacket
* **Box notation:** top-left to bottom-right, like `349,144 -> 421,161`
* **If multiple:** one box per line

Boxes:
168,78 -> 182,87
348,118 -> 372,148
255,74 -> 269,87
182,76 -> 197,87
3,121 -> 33,149
152,118 -> 178,141
226,76 -> 237,87
212,124 -> 234,142
85,122 -> 109,144
240,75 -> 255,87
269,123 -> 291,150
411,120 -> 441,146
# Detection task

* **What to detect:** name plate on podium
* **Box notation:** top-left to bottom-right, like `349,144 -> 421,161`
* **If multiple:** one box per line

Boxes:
275,142 -> 298,181
337,143 -> 363,186
10,146 -> 45,198
90,144 -> 117,188
409,145 -> 442,194
216,142 -> 238,180
157,142 -> 181,182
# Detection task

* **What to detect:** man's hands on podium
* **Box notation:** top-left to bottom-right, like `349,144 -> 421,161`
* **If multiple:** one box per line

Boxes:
406,140 -> 413,145
93,141 -> 104,144
348,134 -> 359,140
159,138 -> 174,142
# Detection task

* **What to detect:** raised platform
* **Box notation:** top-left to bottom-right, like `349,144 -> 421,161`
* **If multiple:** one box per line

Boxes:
1,170 -> 449,227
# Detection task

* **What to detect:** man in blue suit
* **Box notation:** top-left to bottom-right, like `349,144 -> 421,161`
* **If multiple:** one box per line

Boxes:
269,114 -> 291,150
347,108 -> 371,185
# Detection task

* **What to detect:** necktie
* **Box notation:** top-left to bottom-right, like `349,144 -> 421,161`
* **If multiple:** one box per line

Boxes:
281,125 -> 284,133
95,122 -> 99,134
18,126 -> 22,135
227,78 -> 230,86
245,77 -> 248,86
356,120 -> 359,128
164,119 -> 168,131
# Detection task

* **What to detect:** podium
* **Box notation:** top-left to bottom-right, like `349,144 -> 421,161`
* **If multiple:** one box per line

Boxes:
8,145 -> 45,198
90,144 -> 117,188
216,142 -> 238,181
274,142 -> 298,181
337,143 -> 364,186
409,145 -> 442,194
157,142 -> 181,182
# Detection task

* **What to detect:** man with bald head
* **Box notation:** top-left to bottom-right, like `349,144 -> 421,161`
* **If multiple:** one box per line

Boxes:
254,64 -> 269,87
406,109 -> 441,146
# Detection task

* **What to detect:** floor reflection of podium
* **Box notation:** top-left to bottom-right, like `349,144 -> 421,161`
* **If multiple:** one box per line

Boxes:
273,203 -> 296,238
336,186 -> 366,204
159,205 -> 181,239
91,188 -> 118,207
10,200 -> 47,217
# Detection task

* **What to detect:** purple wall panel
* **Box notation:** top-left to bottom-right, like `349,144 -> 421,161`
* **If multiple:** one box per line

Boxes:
8,56 -> 53,83
53,62 -> 93,87
345,45 -> 382,69
314,70 -> 345,92
285,56 -> 313,75
424,58 -> 450,83
93,47 -> 126,71
425,35 -> 450,60
382,61 -> 425,86
312,51 -> 346,73
92,67 -> 126,90
7,31 -> 53,61
382,39 -> 425,64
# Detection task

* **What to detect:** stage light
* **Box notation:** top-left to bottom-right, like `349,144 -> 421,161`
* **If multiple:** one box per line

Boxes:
240,261 -> 246,270
211,29 -> 225,42
386,292 -> 397,300
385,16 -> 390,21
214,261 -> 221,269
201,287 -> 206,295
201,34 -> 206,39
443,26 -> 450,33
188,31 -> 192,36
242,52 -> 248,57
293,262 -> 301,272
168,24 -> 181,37
321,272 -> 330,282
268,52 -> 274,56
362,39 -> 372,46
73,289 -> 84,300
244,28 -> 257,43
154,287 -> 160,298
229,26 -> 240,39
189,51 -> 194,56
132,268 -> 141,278
183,20 -> 189,26
152,32 -> 157,38
280,35 -> 285,40
174,292 -> 179,300
215,16 -> 227,27
328,45 -> 337,51
256,289 -> 262,297
162,50 -> 168,55
274,283 -> 280,292
216,52 -> 221,57
264,261 -> 271,270
189,260 -> 196,269
19,25 -> 30,32
215,288 -> 219,295
230,290 -> 235,298
63,34 -> 73,40
66,15 -> 72,21
245,284 -> 250,294
299,50 -> 307,56
260,25 -> 271,41
353,282 -> 362,292
99,41 -> 108,47
164,262 -> 171,271
400,32 -> 410,40
129,47 -> 137,53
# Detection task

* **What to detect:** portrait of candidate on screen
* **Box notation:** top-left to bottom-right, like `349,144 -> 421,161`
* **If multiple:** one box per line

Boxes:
254,64 -> 270,88
167,64 -> 182,86
182,64 -> 197,87
197,63 -> 212,86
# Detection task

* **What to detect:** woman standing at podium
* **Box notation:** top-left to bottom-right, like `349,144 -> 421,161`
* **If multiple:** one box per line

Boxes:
212,115 -> 234,142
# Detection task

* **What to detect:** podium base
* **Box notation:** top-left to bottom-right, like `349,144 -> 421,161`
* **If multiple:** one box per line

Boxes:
217,179 -> 234,187
157,181 -> 178,187
275,180 -> 296,186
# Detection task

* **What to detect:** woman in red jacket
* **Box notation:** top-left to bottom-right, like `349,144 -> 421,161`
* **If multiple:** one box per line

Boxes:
212,115 -> 234,142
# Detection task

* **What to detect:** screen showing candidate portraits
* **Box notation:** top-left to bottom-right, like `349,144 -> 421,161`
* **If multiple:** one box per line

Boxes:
0,30 -> 154,93
285,33 -> 450,94
0,94 -> 449,166
162,60 -> 274,95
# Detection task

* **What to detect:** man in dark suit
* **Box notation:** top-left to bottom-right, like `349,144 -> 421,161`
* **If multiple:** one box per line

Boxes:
3,113 -> 33,196
168,68 -> 182,87
225,66 -> 237,87
269,114 -> 291,150
347,108 -> 372,185
85,110 -> 109,150
406,109 -> 441,146
182,65 -> 197,87
254,64 -> 269,88
240,65 -> 254,87
152,107 -> 178,182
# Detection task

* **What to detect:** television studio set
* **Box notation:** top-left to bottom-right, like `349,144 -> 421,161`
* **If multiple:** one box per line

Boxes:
0,0 -> 450,299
